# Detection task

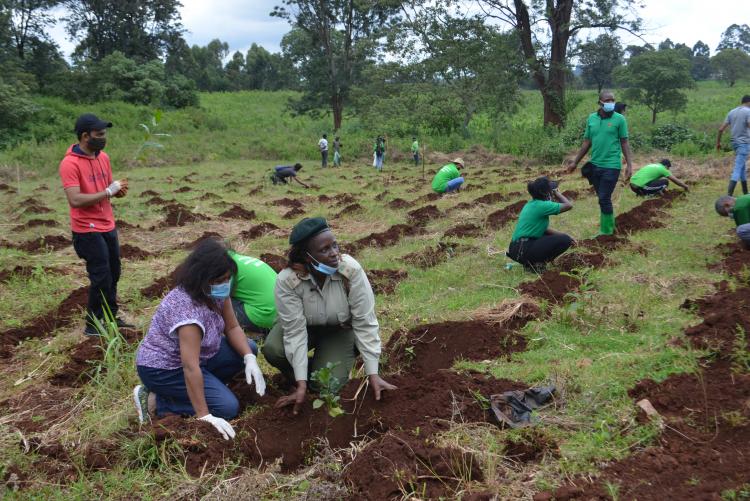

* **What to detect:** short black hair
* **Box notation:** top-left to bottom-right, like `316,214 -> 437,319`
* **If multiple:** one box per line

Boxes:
659,158 -> 672,168
294,163 -> 303,170
527,176 -> 555,201
614,102 -> 627,113
322,134 -> 327,138
742,95 -> 750,104
173,238 -> 237,312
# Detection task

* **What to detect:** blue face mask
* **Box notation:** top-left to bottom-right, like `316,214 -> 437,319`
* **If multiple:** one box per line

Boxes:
601,102 -> 615,113
209,278 -> 232,299
307,253 -> 339,275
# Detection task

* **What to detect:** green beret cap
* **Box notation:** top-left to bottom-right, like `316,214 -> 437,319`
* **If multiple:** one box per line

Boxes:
289,216 -> 330,245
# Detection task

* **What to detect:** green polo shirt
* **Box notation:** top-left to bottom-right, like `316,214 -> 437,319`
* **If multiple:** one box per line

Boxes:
733,195 -> 750,226
432,163 -> 460,193
230,251 -> 278,329
511,200 -> 561,241
584,111 -> 629,169
630,163 -> 672,188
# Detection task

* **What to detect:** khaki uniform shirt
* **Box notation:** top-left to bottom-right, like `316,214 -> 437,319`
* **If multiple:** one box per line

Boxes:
274,254 -> 381,380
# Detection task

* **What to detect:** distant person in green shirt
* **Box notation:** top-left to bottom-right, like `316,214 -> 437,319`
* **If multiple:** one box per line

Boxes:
431,158 -> 465,194
411,137 -> 420,166
715,194 -> 750,250
507,177 -> 574,272
229,251 -> 278,340
374,135 -> 386,171
567,89 -> 633,235
629,159 -> 689,196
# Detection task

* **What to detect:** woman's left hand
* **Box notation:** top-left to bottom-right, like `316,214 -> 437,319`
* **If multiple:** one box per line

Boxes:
369,374 -> 397,400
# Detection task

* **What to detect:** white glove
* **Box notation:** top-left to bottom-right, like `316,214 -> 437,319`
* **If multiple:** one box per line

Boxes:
244,353 -> 266,396
105,180 -> 121,197
198,414 -> 236,440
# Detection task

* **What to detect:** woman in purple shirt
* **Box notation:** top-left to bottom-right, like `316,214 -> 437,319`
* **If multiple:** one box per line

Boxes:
133,239 -> 266,440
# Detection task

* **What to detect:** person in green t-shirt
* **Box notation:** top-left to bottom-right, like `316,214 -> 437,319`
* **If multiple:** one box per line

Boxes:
411,137 -> 420,166
629,159 -> 689,196
715,194 -> 750,249
566,90 -> 633,235
507,177 -> 574,272
431,158 -> 465,194
229,251 -> 278,339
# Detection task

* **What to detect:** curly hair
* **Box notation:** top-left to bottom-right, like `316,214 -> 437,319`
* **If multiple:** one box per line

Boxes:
173,238 -> 237,312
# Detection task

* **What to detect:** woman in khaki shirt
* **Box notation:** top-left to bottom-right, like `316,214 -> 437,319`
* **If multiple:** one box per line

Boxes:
262,217 -> 397,415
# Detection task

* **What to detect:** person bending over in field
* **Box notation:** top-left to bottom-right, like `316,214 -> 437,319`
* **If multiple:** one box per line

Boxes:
262,217 -> 397,416
432,157 -> 465,195
228,250 -> 277,341
715,194 -> 750,250
629,159 -> 689,196
133,238 -> 266,440
271,163 -> 309,188
507,177 -> 574,272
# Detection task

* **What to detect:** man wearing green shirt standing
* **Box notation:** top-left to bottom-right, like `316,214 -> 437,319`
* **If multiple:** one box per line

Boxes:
229,251 -> 278,339
567,90 -> 633,235
411,137 -> 420,166
431,158 -> 465,194
629,159 -> 689,196
715,194 -> 750,250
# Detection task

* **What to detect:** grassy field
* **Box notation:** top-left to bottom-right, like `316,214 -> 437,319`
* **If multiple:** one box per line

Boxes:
0,135 -> 745,499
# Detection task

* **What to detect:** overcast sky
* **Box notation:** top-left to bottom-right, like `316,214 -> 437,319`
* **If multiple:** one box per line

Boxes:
48,0 -> 740,59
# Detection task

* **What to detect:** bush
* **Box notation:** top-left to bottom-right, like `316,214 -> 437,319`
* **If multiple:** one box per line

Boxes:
650,123 -> 695,151
0,80 -> 40,147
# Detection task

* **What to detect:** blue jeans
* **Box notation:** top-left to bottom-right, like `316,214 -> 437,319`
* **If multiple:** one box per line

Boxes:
591,167 -> 620,214
738,223 -> 750,247
445,177 -> 465,192
137,337 -> 258,419
731,142 -> 748,182
375,153 -> 384,170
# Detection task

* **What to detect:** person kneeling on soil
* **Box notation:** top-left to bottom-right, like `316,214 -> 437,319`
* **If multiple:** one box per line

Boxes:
133,239 -> 266,440
229,250 -> 277,341
432,158 -> 465,194
507,177 -> 574,272
629,159 -> 689,197
262,217 -> 397,415
715,194 -> 750,250
271,163 -> 309,188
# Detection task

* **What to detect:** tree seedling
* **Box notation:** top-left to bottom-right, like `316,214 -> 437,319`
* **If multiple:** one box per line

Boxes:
311,362 -> 344,418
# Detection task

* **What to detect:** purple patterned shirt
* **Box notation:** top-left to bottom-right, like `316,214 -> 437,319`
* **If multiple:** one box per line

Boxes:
136,287 -> 225,370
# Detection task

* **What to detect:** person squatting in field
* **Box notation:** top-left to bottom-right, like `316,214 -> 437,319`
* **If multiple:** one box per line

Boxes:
715,193 -> 750,250
567,90 -> 633,236
717,95 -> 750,196
629,159 -> 690,196
507,177 -> 574,272
228,250 -> 277,341
431,158 -> 465,194
270,163 -> 309,188
262,217 -> 397,416
133,239 -> 266,440
59,113 -> 134,336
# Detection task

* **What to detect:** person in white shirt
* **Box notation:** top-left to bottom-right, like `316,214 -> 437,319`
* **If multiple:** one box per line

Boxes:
318,134 -> 329,168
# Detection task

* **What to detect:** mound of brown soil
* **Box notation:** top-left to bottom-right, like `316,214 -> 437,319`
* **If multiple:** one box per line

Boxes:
335,203 -> 363,218
14,234 -> 70,253
199,192 -> 220,201
710,240 -> 750,278
145,196 -> 171,206
555,251 -> 606,271
239,222 -> 280,240
22,203 -> 52,215
0,265 -> 61,282
119,244 -> 155,260
174,186 -> 192,193
486,200 -> 526,229
163,204 -> 209,227
367,269 -> 408,295
561,189 -> 580,199
579,234 -> 628,252
415,192 -> 441,203
473,192 -> 506,205
218,204 -> 256,219
333,193 -> 356,206
518,270 -> 581,303
282,206 -> 305,219
272,197 -> 303,208
260,253 -> 287,273
387,198 -> 413,209
182,231 -> 223,250
140,190 -> 160,197
116,220 -> 138,230
13,219 -> 59,232
443,223 -> 483,239
402,242 -> 471,269
407,205 -> 442,225
615,191 -> 685,234
140,269 -> 178,299
351,224 -> 424,251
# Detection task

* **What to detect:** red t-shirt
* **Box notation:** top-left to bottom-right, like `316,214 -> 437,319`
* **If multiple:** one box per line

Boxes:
59,145 -> 116,233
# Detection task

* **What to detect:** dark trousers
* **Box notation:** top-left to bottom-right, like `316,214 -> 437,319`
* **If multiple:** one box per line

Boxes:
137,337 -> 258,419
321,150 -> 328,167
507,234 -> 573,267
72,230 -> 121,325
413,153 -> 420,166
591,166 -> 621,214
630,178 -> 668,197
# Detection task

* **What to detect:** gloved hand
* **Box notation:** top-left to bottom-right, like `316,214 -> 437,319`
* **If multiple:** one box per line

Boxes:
198,414 -> 236,440
105,180 -> 121,198
244,353 -> 266,396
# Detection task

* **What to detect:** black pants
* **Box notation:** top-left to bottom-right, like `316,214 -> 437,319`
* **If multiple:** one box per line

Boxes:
507,234 -> 573,267
591,166 -> 620,214
270,172 -> 289,185
72,230 -> 121,325
321,150 -> 328,167
630,178 -> 668,196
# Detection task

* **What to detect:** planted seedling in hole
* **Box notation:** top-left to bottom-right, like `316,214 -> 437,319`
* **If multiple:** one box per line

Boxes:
311,362 -> 344,418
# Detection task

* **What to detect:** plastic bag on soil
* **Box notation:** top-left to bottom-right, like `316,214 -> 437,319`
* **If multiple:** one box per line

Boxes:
490,385 -> 556,428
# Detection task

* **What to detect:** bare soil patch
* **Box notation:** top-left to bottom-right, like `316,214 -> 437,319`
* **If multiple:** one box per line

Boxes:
367,269 -> 408,295
239,222 -> 280,240
259,253 -> 286,273
162,203 -> 209,227
218,204 -> 256,219
443,223 -> 483,239
271,197 -> 303,209
13,219 -> 59,232
335,203 -> 363,218
181,231 -> 223,250
407,205 -> 442,225
486,200 -> 526,229
174,186 -> 192,193
387,198 -> 414,209
518,271 -> 581,304
119,244 -> 155,260
12,234 -> 70,253
402,242 -> 472,269
282,206 -> 305,219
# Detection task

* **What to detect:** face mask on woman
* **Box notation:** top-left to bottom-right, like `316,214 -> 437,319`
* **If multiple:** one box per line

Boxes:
307,253 -> 339,275
209,278 -> 232,299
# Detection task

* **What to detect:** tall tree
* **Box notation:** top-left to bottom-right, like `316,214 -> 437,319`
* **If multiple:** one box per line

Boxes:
624,43 -> 653,61
717,23 -> 750,53
2,0 -> 60,59
711,49 -> 750,87
691,41 -> 712,80
65,0 -> 183,62
272,0 -> 401,130
478,0 -> 642,127
578,33 -> 623,92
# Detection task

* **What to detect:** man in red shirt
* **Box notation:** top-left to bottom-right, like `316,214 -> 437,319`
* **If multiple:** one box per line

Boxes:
59,113 -> 132,335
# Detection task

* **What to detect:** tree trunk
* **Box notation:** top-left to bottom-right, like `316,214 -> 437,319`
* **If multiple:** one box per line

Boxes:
332,93 -> 343,131
651,108 -> 657,124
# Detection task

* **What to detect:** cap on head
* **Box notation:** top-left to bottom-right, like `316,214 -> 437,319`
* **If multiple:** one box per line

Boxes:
742,95 -> 750,104
659,158 -> 672,168
715,196 -> 734,216
74,113 -> 112,137
452,158 -> 464,167
289,217 -> 330,245
528,176 -> 554,200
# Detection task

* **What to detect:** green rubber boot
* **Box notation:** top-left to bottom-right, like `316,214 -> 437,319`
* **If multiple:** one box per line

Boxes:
598,212 -> 615,236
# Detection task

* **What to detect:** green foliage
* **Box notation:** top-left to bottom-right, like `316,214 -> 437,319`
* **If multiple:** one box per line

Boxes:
650,124 -> 695,151
579,34 -> 624,92
134,110 -> 171,160
310,362 -> 344,418
711,49 -> 750,87
717,23 -> 750,53
0,78 -> 39,147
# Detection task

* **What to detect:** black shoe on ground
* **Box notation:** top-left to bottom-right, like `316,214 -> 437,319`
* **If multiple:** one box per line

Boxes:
84,323 -> 101,337
116,317 -> 135,329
